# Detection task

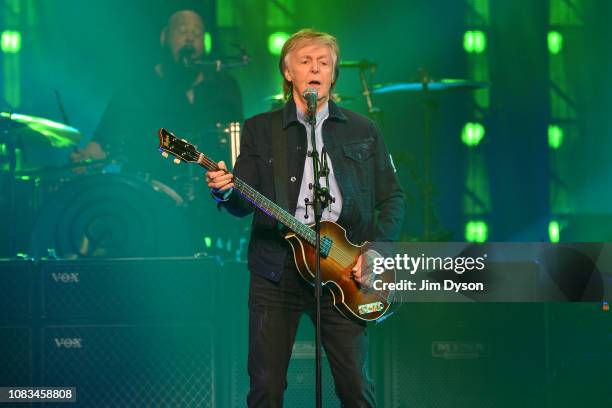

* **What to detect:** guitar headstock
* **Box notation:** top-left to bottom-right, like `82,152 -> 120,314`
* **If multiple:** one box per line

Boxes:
157,128 -> 200,163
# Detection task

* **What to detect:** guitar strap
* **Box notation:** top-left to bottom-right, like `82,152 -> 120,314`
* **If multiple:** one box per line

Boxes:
271,109 -> 289,226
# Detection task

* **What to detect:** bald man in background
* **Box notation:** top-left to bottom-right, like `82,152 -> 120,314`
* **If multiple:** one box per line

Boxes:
72,9 -> 243,181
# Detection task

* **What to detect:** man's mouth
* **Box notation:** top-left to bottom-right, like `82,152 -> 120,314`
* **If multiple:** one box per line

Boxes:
308,80 -> 321,86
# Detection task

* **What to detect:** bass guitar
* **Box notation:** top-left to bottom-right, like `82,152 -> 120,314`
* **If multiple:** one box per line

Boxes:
157,128 -> 395,321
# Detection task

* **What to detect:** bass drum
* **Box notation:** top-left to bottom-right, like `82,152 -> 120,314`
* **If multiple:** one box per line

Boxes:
29,173 -> 194,258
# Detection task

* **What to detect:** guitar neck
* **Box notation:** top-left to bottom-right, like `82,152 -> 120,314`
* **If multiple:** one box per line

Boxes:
197,155 -> 316,246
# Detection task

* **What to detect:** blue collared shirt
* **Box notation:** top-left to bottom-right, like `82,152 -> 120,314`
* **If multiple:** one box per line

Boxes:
294,102 -> 343,224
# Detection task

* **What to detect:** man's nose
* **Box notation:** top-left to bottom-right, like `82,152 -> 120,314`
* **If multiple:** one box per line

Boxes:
310,62 -> 320,73
183,30 -> 197,42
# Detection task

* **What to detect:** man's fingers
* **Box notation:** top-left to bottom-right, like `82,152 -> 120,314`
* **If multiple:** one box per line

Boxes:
208,180 -> 234,190
351,255 -> 362,271
206,170 -> 224,179
208,182 -> 234,192
206,161 -> 234,194
352,254 -> 363,280
208,172 -> 233,182
70,150 -> 86,162
212,182 -> 234,192
352,253 -> 375,287
206,171 -> 233,184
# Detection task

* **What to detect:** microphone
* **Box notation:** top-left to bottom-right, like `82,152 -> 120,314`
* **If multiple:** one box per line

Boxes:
179,44 -> 196,68
302,88 -> 318,117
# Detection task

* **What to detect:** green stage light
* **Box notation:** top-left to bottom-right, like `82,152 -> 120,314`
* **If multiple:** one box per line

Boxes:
465,220 -> 488,242
548,125 -> 563,149
268,32 -> 289,56
203,236 -> 212,248
547,31 -> 563,55
461,122 -> 485,146
1,30 -> 21,53
548,221 -> 560,243
463,30 -> 486,54
204,32 -> 212,55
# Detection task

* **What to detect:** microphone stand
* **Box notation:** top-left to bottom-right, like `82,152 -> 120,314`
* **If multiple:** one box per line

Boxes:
189,45 -> 250,72
306,102 -> 328,408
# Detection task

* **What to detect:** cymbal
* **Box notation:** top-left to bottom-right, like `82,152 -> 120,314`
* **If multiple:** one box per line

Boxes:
0,112 -> 82,148
339,60 -> 378,69
13,158 -> 114,179
373,79 -> 489,94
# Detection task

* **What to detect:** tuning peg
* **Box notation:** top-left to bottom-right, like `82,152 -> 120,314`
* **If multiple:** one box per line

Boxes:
181,138 -> 187,142
161,152 -> 169,158
173,158 -> 181,164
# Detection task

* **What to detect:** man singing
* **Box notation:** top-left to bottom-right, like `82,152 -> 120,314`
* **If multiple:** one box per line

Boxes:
206,29 -> 404,407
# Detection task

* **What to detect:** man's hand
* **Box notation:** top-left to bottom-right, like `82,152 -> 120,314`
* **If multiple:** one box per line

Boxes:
206,160 -> 234,193
351,249 -> 381,288
70,141 -> 106,162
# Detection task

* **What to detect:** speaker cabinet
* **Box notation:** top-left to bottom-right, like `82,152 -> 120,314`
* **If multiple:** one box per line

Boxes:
376,303 -> 547,408
284,340 -> 339,408
0,326 -> 32,387
228,316 -> 341,407
42,324 -> 214,407
40,258 -> 216,320
547,303 -> 612,407
0,259 -> 33,318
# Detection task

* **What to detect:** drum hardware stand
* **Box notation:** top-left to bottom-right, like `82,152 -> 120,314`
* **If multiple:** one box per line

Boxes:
357,62 -> 384,126
418,68 -> 448,241
0,113 -> 21,256
54,90 -> 71,125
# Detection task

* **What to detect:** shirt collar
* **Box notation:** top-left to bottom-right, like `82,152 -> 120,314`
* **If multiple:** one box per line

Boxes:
296,100 -> 329,126
282,96 -> 347,129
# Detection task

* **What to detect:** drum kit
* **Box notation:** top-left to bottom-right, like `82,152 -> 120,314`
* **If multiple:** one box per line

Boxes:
0,59 -> 488,259
0,112 -> 245,259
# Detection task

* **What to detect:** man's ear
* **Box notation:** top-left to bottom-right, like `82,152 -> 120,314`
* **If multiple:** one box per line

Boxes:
160,27 -> 168,47
283,66 -> 293,82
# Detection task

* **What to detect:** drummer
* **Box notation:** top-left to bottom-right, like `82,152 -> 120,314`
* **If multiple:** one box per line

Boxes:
71,8 -> 243,181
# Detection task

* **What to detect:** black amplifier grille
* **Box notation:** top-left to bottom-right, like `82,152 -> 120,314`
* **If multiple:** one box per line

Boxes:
0,259 -> 33,318
42,324 -> 214,407
41,258 -> 217,320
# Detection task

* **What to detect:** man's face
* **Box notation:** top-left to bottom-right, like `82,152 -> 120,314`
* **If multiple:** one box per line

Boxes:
284,43 -> 335,106
163,10 -> 205,64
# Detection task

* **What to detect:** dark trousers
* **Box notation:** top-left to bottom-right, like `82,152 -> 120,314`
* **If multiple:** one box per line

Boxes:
246,260 -> 376,407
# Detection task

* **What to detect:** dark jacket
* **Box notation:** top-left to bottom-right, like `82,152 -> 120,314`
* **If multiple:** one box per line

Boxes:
220,99 -> 405,281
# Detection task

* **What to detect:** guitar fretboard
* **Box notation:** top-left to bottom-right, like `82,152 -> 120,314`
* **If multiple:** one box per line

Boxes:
197,154 -> 317,246
234,178 -> 317,245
